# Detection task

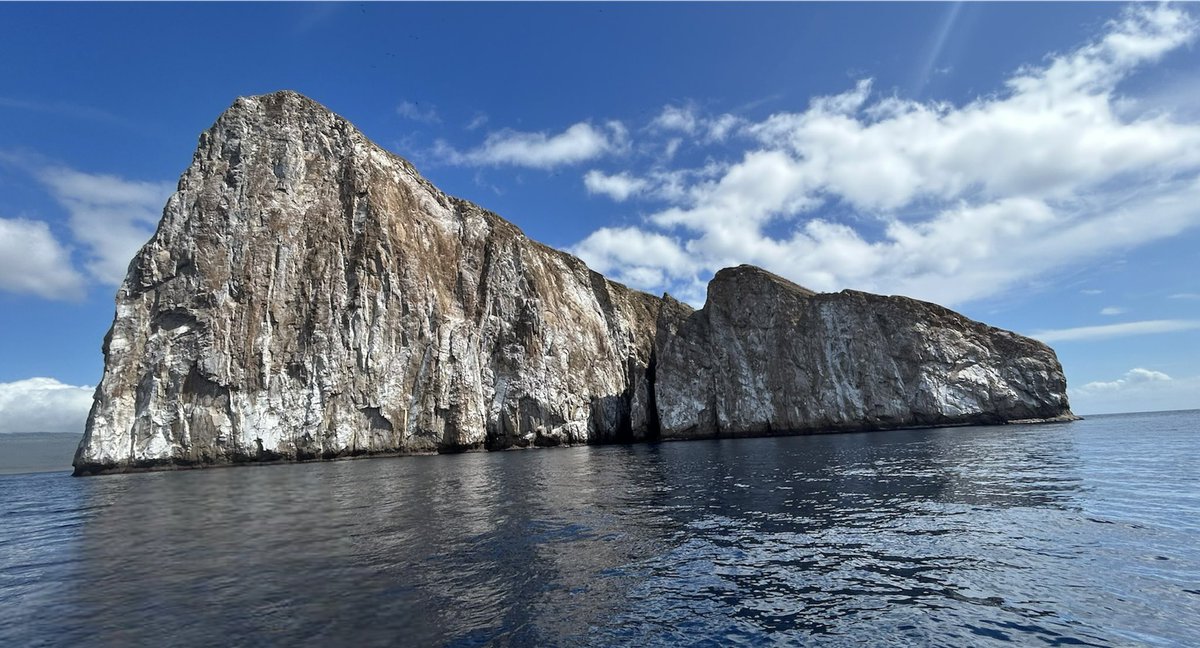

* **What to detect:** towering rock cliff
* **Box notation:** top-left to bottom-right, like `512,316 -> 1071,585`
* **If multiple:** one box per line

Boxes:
75,91 -> 661,475
74,91 -> 1074,475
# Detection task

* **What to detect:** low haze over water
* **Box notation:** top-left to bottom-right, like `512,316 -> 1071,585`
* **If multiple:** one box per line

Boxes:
0,433 -> 81,475
2,411 -> 1198,646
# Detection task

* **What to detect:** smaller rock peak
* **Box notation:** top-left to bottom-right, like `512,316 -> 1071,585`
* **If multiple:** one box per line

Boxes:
710,264 -> 817,298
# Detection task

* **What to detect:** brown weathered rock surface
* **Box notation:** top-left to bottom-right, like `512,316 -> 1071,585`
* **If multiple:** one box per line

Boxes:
74,91 -> 1075,475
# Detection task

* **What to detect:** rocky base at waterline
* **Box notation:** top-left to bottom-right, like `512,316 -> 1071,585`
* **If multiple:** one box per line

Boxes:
73,91 -> 1076,476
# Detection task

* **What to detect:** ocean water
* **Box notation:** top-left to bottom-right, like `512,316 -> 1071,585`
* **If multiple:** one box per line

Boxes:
0,433 -> 81,475
1,411 -> 1197,647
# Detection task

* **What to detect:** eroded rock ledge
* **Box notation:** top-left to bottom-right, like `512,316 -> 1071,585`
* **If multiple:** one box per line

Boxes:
73,91 -> 1075,476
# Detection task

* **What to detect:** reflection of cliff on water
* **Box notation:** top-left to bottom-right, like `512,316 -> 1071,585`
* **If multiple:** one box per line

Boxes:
7,413 -> 1196,647
643,422 -> 1084,527
587,423 -> 1090,643
64,423 -> 1086,644
65,447 -> 678,646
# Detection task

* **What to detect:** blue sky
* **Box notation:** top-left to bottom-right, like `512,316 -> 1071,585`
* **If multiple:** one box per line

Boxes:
1,2 -> 1198,431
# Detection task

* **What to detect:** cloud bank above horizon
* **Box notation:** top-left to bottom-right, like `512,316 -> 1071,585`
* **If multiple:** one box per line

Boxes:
1070,367 -> 1199,415
0,377 -> 92,434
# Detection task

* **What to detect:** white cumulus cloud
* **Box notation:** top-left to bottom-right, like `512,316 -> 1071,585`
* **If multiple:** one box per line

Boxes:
1069,367 -> 1200,414
569,5 -> 1200,307
1078,367 -> 1172,392
649,103 -> 744,143
0,217 -> 85,300
651,105 -> 699,134
0,377 -> 93,434
38,166 -> 174,285
572,226 -> 696,293
439,121 -> 627,169
583,170 -> 649,202
704,113 -> 743,142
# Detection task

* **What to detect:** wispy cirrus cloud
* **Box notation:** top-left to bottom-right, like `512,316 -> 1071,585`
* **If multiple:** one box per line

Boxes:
912,2 -> 966,95
0,96 -> 138,129
396,100 -> 440,124
465,113 -> 488,131
1032,319 -> 1200,343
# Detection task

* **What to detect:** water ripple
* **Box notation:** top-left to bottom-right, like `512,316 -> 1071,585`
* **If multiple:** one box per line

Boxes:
1,411 -> 1198,646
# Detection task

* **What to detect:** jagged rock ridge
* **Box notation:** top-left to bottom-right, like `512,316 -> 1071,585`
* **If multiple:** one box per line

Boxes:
73,91 -> 1075,475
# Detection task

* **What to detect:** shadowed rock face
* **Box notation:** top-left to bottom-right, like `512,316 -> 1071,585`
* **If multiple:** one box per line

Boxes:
74,91 -> 1074,475
653,266 -> 1074,438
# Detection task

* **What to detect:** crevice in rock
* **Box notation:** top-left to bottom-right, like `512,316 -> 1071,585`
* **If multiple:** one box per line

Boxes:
645,349 -> 661,441
152,308 -> 199,333
360,406 -> 393,432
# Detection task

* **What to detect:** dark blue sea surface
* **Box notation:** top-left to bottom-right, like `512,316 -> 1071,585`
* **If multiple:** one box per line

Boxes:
1,411 -> 1198,647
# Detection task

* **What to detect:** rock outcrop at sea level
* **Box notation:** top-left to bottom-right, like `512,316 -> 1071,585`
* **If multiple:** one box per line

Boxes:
73,91 -> 1075,475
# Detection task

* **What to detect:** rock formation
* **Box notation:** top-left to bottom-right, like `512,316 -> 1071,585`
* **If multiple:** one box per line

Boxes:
73,91 -> 1075,476
652,266 -> 1074,439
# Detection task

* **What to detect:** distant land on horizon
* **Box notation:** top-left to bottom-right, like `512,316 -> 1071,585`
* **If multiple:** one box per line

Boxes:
0,432 -> 82,475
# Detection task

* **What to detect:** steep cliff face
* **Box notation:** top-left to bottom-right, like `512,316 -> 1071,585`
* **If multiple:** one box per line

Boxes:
653,266 -> 1074,438
74,91 -> 1074,476
74,91 -> 661,475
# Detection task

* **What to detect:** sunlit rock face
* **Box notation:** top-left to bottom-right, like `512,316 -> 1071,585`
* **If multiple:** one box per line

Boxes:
653,265 -> 1075,439
74,91 -> 1074,475
75,91 -> 661,475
